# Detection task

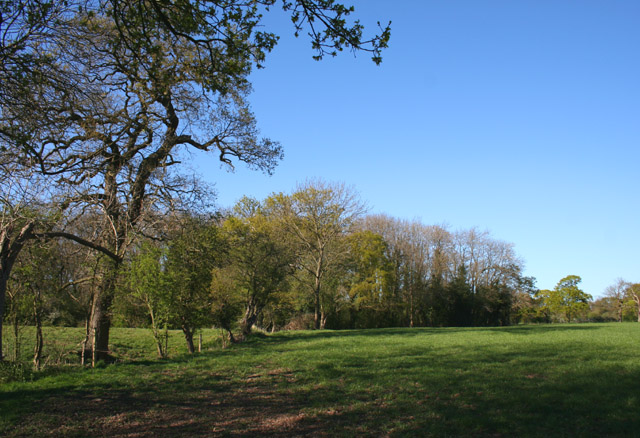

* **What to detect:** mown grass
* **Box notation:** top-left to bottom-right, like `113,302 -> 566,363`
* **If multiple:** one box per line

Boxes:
1,323 -> 639,437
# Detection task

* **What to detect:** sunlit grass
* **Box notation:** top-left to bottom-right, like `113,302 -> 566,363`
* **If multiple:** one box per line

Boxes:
2,323 -> 639,436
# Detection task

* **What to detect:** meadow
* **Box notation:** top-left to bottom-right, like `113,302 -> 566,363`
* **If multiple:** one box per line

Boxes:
1,323 -> 639,437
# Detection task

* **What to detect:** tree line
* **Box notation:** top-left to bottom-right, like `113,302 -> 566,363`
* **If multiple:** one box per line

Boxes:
4,179 -> 639,365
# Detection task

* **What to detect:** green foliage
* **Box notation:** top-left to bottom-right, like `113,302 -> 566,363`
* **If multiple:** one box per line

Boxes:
536,275 -> 592,323
209,268 -> 244,336
218,199 -> 295,335
163,215 -> 223,352
126,242 -> 172,357
123,215 -> 224,354
335,230 -> 395,328
0,361 -> 32,384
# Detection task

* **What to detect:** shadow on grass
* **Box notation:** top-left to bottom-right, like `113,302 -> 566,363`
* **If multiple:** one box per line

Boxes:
254,323 -> 605,342
2,324 -> 637,437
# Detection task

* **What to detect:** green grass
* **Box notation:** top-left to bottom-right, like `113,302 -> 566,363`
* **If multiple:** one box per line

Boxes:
1,323 -> 639,437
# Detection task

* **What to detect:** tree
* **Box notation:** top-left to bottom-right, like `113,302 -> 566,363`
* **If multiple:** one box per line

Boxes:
508,275 -> 538,324
164,215 -> 221,354
268,180 -> 366,329
537,276 -> 592,323
604,278 -> 630,323
626,283 -> 640,323
221,199 -> 293,337
342,230 -> 394,328
209,268 -> 243,344
555,275 -> 591,322
126,242 -> 171,358
1,0 -> 390,361
534,289 -> 560,322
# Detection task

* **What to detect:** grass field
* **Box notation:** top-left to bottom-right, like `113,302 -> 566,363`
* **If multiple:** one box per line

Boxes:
1,323 -> 639,437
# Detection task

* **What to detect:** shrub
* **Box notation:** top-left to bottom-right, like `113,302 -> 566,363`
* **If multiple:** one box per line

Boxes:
0,361 -> 33,384
284,313 -> 315,331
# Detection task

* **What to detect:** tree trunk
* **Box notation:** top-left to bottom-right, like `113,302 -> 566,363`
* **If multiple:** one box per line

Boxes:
33,318 -> 43,370
81,317 -> 89,366
312,249 -> 325,330
313,263 -> 322,330
182,325 -> 195,354
88,288 -> 114,362
0,272 -> 6,362
227,329 -> 237,344
242,313 -> 258,337
33,291 -> 43,370
409,284 -> 414,328
618,299 -> 623,323
241,300 -> 260,337
147,303 -> 167,358
86,261 -> 120,363
314,287 -> 321,329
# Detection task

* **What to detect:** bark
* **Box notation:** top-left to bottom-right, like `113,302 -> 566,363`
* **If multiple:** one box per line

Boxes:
152,328 -> 168,359
618,300 -> 623,323
227,329 -> 237,344
86,260 -> 120,363
88,289 -> 114,363
81,317 -> 89,366
0,272 -> 6,362
314,287 -> 321,329
313,255 -> 323,330
33,300 -> 43,370
147,302 -> 167,358
241,299 -> 260,337
182,325 -> 195,354
242,314 -> 258,337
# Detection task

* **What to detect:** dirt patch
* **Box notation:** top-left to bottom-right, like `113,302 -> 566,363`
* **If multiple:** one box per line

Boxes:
3,369 -> 360,438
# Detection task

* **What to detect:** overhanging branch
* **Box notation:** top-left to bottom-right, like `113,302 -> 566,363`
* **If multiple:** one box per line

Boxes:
35,231 -> 121,262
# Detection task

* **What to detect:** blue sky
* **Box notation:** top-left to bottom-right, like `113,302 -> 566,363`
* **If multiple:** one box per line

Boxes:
194,1 -> 640,298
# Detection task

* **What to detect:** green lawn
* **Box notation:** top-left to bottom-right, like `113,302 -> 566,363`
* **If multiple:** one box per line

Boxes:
1,323 -> 639,437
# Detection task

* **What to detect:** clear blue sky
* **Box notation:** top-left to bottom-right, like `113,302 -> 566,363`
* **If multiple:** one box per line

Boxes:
194,0 -> 640,298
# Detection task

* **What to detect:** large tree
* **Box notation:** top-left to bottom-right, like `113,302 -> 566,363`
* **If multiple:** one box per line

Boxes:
268,180 -> 366,329
625,283 -> 640,323
1,1 -> 390,360
220,198 -> 293,337
164,215 -> 222,354
537,275 -> 592,323
604,278 -> 630,323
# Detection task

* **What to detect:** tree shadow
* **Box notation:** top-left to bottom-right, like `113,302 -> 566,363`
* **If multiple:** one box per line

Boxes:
2,323 -> 636,437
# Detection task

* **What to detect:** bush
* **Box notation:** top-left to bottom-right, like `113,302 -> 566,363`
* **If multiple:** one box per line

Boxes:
0,361 -> 33,384
284,313 -> 315,331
